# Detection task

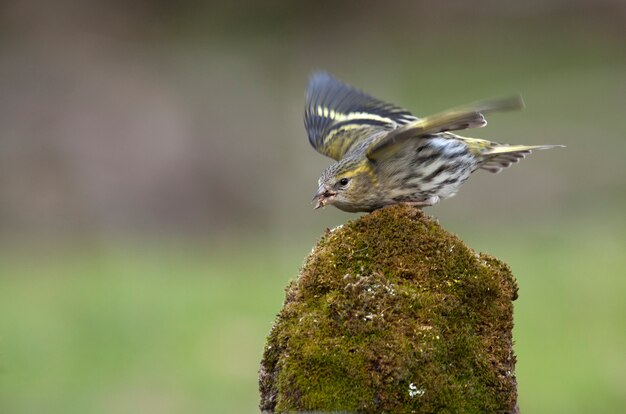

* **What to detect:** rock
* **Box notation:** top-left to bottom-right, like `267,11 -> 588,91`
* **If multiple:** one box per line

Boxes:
260,205 -> 519,413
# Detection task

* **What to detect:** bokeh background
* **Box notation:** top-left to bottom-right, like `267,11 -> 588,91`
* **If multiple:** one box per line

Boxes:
1,1 -> 625,413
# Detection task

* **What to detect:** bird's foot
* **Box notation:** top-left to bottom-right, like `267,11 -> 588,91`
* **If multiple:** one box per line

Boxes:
401,196 -> 440,209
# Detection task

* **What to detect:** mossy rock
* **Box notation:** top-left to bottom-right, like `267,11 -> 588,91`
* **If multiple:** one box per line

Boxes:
260,205 -> 519,414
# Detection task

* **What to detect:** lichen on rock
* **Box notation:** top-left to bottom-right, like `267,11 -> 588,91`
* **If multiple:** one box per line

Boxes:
260,205 -> 519,414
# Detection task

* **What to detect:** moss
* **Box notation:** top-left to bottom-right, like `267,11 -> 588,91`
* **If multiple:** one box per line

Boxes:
260,205 -> 519,413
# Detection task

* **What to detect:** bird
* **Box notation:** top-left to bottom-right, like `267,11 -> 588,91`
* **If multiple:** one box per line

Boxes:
305,72 -> 563,212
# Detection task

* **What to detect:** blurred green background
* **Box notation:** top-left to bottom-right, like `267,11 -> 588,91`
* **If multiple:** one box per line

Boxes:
1,1 -> 625,413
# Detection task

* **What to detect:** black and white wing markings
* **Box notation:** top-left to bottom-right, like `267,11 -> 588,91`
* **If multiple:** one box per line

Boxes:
304,71 -> 417,160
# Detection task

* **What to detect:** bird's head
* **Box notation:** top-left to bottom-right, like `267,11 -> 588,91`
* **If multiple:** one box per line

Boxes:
312,158 -> 376,212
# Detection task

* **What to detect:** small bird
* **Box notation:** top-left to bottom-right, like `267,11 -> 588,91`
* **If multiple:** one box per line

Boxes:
305,72 -> 563,212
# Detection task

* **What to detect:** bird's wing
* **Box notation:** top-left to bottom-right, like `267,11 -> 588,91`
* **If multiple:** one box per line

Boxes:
365,96 -> 524,161
304,72 -> 417,161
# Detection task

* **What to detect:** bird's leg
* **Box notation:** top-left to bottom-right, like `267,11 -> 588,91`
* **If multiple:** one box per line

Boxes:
402,196 -> 440,209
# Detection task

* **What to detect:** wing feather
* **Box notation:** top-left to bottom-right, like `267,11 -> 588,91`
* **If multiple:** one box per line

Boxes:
366,95 -> 525,161
304,72 -> 417,160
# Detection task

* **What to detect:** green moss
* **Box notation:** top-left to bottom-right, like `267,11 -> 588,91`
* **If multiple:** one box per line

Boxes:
260,205 -> 518,413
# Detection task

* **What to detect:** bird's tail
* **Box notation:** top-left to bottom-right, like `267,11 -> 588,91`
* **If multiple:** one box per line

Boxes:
479,144 -> 565,173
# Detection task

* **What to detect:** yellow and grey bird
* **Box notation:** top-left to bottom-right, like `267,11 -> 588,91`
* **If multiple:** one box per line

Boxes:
306,72 -> 563,212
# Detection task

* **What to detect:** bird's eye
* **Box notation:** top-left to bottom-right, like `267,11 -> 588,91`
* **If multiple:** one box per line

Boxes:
338,178 -> 350,187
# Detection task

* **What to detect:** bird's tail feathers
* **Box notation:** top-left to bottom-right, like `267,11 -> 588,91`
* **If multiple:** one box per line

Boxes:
480,144 -> 564,173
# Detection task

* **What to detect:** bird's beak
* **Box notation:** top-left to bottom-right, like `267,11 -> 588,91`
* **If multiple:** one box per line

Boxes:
312,185 -> 336,209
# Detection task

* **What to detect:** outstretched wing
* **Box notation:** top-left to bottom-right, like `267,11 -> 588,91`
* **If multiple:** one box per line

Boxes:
365,95 -> 525,161
304,72 -> 417,160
